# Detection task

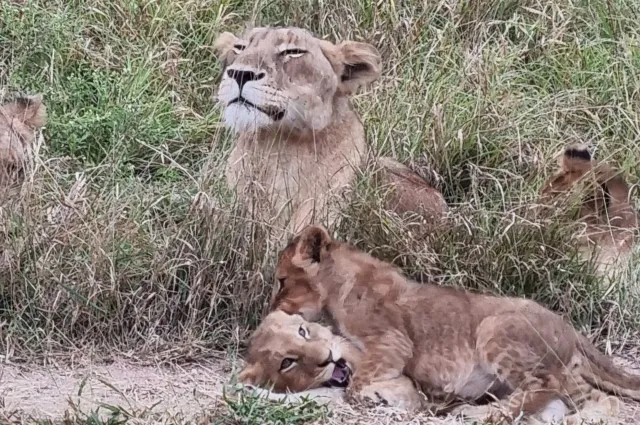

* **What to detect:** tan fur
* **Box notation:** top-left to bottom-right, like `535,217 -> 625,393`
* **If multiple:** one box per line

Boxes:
0,95 -> 47,188
374,157 -> 448,223
214,27 -> 445,235
539,144 -> 638,278
242,224 -> 640,423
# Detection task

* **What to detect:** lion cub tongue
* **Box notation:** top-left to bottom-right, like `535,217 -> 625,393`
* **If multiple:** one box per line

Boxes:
332,366 -> 347,382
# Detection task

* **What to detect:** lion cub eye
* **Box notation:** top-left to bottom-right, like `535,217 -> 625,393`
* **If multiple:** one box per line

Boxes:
298,326 -> 307,338
280,358 -> 296,371
233,44 -> 246,54
280,48 -> 307,58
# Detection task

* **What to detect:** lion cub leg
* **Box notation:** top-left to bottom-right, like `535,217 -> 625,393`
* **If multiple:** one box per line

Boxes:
348,375 -> 425,411
474,314 -> 573,423
345,342 -> 422,410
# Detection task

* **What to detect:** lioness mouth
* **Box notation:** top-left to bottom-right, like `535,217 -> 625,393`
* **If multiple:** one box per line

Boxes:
324,358 -> 351,388
228,97 -> 285,121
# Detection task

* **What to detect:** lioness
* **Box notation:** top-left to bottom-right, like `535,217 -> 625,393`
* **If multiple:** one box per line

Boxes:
214,27 -> 446,235
539,145 -> 638,278
240,224 -> 640,423
0,95 -> 46,188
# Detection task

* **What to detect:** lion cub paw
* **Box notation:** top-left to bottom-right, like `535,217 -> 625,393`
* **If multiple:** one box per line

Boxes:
450,403 -> 511,424
563,396 -> 622,425
346,380 -> 424,411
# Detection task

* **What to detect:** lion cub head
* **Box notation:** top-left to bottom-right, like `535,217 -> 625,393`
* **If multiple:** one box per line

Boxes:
540,145 -> 637,225
214,27 -> 381,133
238,310 -> 357,392
270,224 -> 394,321
270,226 -> 327,318
539,145 -> 638,272
0,95 -> 47,185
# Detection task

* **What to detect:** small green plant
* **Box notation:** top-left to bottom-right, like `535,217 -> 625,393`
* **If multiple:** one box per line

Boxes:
213,390 -> 330,425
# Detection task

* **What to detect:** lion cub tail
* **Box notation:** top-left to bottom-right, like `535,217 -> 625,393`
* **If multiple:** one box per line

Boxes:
577,334 -> 640,401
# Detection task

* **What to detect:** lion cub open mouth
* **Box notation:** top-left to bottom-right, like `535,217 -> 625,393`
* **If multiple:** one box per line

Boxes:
325,358 -> 351,387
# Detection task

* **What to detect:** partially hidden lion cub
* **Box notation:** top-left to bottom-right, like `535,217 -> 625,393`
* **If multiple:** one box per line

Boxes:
539,145 -> 638,279
214,27 -> 446,235
0,95 -> 47,189
240,224 -> 640,423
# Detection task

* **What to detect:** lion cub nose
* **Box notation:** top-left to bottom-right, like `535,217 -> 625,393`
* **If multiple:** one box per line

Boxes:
226,68 -> 266,90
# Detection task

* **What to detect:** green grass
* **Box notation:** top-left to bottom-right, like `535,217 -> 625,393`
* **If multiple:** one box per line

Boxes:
1,0 -> 640,361
213,391 -> 330,425
3,391 -> 329,425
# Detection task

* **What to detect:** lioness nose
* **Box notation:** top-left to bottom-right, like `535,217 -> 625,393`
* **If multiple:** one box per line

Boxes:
227,68 -> 266,90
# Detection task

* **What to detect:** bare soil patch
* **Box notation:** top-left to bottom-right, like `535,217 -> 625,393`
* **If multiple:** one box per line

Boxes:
1,354 -> 639,424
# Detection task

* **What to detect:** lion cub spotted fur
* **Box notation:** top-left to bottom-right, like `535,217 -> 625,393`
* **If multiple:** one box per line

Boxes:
0,95 -> 46,189
241,224 -> 640,423
214,27 -> 446,235
539,145 -> 638,278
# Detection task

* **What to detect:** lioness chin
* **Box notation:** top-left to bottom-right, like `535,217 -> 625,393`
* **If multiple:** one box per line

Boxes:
240,224 -> 640,424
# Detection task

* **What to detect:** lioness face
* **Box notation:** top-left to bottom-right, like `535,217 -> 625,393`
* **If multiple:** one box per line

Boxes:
239,310 -> 354,392
214,27 -> 381,133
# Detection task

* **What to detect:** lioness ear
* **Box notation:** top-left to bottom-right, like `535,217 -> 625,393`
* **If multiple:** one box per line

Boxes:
294,224 -> 332,263
214,32 -> 242,67
238,363 -> 264,386
2,95 -> 47,129
337,41 -> 381,95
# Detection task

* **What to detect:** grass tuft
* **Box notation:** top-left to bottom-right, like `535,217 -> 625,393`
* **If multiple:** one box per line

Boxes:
1,0 -> 639,361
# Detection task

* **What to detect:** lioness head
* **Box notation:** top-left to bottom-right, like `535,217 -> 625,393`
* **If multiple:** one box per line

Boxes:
239,310 -> 357,392
214,27 -> 381,133
539,144 -> 638,230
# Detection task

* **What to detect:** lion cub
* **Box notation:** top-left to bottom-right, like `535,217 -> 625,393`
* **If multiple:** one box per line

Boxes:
214,27 -> 446,235
242,224 -> 640,423
0,95 -> 46,189
539,145 -> 638,279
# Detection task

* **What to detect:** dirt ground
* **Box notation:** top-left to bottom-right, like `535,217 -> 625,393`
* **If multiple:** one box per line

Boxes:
1,353 -> 640,424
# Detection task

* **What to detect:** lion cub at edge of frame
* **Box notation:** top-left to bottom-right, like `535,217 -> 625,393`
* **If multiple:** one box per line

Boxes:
240,224 -> 640,423
539,144 -> 639,281
0,95 -> 47,190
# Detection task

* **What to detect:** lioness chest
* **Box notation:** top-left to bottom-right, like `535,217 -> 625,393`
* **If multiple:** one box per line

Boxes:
226,127 -> 365,229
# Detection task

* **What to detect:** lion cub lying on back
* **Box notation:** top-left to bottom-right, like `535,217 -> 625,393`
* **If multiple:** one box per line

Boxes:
240,225 -> 640,423
214,27 -> 446,235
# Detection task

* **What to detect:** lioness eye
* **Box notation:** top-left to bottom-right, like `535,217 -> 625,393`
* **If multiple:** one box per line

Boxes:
298,326 -> 306,338
233,44 -> 246,53
280,358 -> 295,371
280,48 -> 307,58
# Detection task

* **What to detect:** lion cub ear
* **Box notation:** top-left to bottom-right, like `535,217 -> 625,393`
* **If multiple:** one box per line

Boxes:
294,224 -> 332,264
560,144 -> 592,171
214,32 -> 242,67
238,362 -> 264,386
336,41 -> 381,95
